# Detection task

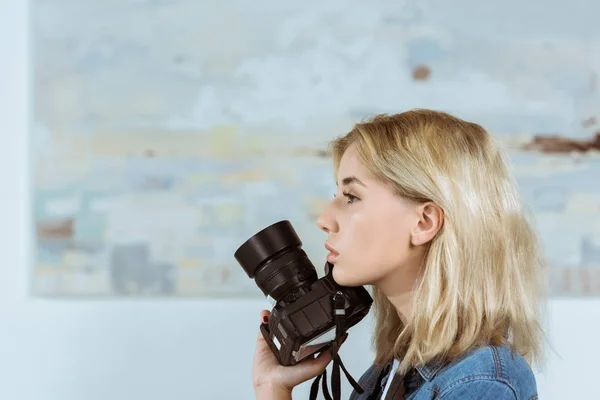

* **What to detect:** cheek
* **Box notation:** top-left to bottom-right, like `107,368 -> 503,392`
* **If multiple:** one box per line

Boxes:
334,214 -> 397,284
336,212 -> 412,285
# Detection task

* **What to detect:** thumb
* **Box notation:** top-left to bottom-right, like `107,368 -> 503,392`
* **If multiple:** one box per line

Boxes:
300,349 -> 333,376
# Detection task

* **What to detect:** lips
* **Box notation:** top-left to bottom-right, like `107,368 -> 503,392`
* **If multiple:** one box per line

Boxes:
325,242 -> 339,263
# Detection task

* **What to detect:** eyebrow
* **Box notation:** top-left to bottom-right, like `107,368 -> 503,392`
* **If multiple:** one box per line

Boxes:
337,176 -> 367,188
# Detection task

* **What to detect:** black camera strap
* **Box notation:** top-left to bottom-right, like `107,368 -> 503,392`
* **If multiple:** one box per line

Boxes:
309,292 -> 365,400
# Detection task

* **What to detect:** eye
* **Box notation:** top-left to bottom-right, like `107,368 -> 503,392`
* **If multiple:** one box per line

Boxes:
342,191 -> 359,204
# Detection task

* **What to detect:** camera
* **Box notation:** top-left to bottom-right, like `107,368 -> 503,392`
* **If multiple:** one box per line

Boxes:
234,220 -> 373,366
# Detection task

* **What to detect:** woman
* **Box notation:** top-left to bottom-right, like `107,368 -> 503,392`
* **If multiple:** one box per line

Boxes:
252,109 -> 548,399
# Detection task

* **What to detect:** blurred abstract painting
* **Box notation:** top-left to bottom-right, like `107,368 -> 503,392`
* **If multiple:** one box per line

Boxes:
32,0 -> 600,297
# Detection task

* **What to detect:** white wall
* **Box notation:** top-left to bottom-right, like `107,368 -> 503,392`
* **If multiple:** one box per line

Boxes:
1,1 -> 600,399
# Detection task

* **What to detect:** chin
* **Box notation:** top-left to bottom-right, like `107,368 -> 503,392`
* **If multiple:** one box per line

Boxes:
332,265 -> 367,287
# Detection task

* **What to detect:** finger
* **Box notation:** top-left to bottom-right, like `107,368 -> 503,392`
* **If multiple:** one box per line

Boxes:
301,350 -> 333,376
310,349 -> 333,365
256,310 -> 271,341
260,310 -> 270,323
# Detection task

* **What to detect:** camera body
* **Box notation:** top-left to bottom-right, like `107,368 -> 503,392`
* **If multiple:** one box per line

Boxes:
235,220 -> 373,366
259,263 -> 373,366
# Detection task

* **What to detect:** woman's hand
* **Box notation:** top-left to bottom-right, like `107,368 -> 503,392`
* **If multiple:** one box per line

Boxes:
252,310 -> 346,398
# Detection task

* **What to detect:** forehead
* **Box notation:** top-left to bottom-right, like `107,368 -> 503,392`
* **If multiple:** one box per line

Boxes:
336,145 -> 370,181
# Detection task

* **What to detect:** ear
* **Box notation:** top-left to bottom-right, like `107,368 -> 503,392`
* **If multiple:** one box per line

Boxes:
411,202 -> 444,246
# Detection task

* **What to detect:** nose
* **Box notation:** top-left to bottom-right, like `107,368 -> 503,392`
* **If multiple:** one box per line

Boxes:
316,203 -> 339,233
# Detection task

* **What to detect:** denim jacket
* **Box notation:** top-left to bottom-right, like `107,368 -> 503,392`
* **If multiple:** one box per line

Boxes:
349,344 -> 538,400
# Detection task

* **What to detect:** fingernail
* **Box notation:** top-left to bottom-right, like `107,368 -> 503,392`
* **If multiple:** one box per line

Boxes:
262,316 -> 268,324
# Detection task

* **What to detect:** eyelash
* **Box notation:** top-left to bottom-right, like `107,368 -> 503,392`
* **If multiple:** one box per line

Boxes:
334,192 -> 359,204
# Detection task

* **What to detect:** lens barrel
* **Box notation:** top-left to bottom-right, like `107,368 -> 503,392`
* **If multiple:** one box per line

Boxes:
234,220 -> 318,301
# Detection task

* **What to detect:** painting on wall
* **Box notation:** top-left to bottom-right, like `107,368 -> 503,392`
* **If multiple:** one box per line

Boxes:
32,0 -> 600,298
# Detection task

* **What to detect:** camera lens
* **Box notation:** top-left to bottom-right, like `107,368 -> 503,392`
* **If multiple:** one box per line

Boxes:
234,220 -> 318,301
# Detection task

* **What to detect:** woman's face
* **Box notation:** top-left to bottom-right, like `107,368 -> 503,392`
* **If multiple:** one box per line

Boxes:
317,144 -> 433,290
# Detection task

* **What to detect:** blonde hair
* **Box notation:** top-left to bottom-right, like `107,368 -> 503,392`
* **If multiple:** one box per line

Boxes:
329,109 -> 548,375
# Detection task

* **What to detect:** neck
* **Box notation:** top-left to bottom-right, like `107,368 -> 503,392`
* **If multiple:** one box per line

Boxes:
386,290 -> 414,324
373,257 -> 424,323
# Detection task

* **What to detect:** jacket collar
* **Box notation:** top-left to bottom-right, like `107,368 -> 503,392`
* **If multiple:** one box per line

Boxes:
380,354 -> 449,382
414,355 -> 449,381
